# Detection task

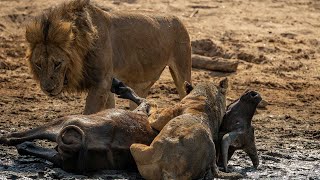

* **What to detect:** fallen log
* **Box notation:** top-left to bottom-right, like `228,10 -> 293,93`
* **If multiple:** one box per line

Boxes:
192,54 -> 239,72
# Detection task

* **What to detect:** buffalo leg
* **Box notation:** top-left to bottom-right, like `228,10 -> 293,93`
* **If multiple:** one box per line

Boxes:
244,143 -> 259,169
184,81 -> 193,94
16,142 -> 62,166
227,147 -> 236,162
211,146 -> 243,179
221,131 -> 244,172
111,78 -> 144,105
244,127 -> 259,168
217,145 -> 236,168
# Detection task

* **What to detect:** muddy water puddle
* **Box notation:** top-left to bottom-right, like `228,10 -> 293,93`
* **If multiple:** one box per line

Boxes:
228,148 -> 320,179
1,144 -> 319,179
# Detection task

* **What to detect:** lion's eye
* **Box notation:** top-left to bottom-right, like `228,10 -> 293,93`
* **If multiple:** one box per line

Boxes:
54,61 -> 62,70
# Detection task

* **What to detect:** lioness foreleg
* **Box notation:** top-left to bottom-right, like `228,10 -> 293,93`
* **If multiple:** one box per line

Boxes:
148,104 -> 183,131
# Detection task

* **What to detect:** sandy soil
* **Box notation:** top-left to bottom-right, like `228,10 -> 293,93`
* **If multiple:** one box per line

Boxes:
0,0 -> 319,179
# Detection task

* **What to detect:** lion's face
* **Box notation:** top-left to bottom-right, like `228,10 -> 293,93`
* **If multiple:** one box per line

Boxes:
26,0 -> 98,96
30,44 -> 70,96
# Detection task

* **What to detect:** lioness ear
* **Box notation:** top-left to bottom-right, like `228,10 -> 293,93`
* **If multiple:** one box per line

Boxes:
219,78 -> 228,95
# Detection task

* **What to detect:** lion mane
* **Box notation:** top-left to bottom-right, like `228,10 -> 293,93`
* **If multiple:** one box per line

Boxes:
25,0 -> 98,91
25,0 -> 192,114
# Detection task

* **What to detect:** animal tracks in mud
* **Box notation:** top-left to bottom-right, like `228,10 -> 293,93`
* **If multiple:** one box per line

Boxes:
228,149 -> 320,179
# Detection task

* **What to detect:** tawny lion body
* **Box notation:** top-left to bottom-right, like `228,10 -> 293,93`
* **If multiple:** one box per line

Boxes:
130,79 -> 242,179
26,0 -> 191,114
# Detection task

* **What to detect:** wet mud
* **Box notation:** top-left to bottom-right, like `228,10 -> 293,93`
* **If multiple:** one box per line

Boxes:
0,0 -> 319,179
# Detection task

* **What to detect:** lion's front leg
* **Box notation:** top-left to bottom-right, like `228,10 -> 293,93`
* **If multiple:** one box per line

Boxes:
148,104 -> 183,131
84,79 -> 115,115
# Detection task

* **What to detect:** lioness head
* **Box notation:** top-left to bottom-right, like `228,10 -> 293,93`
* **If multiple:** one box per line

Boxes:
25,0 -> 97,96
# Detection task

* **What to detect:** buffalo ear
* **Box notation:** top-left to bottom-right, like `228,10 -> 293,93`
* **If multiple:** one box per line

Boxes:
219,78 -> 228,95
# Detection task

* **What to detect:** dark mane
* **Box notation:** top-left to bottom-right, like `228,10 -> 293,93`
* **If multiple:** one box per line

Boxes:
25,0 -> 99,91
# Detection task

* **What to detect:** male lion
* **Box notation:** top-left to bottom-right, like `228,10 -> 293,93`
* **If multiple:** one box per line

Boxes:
26,0 -> 191,114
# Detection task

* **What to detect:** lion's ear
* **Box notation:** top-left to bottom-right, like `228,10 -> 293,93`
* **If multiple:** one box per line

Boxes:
75,0 -> 90,4
48,22 -> 74,47
26,21 -> 44,46
219,78 -> 228,95
81,0 -> 90,4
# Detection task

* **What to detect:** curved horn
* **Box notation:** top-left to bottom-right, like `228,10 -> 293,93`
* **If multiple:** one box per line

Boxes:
221,131 -> 243,171
56,125 -> 85,152
56,125 -> 87,172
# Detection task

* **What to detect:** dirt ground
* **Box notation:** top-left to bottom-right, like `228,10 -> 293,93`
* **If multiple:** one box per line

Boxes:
0,0 -> 319,179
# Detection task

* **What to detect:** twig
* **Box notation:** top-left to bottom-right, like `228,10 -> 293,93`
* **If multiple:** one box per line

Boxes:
189,9 -> 199,18
188,5 -> 218,9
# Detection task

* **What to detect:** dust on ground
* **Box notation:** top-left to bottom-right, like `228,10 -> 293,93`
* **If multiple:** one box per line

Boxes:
0,0 -> 319,179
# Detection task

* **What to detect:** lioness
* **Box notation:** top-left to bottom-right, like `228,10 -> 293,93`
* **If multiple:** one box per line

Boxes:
0,78 -> 157,173
130,79 -> 242,179
26,0 -> 191,114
